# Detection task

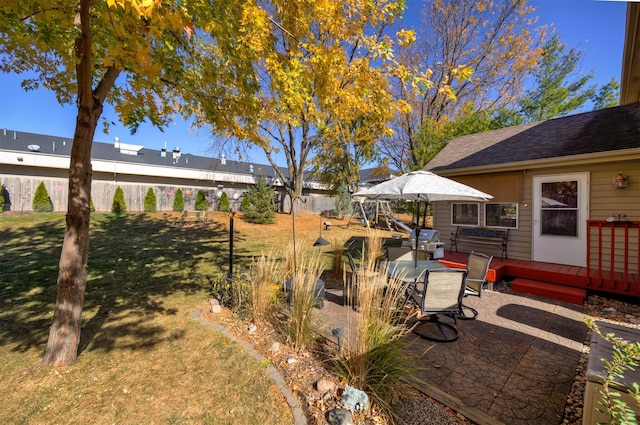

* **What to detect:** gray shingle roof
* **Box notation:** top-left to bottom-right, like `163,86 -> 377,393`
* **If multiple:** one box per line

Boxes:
0,129 -> 287,179
426,102 -> 640,172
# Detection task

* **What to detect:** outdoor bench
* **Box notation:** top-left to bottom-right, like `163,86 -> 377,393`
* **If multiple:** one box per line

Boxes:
177,210 -> 207,225
450,226 -> 509,259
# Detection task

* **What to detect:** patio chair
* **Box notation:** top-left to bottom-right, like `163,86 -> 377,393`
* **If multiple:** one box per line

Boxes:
410,269 -> 468,342
459,251 -> 493,320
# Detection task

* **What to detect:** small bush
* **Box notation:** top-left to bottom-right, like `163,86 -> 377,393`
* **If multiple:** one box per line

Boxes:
210,272 -> 250,313
32,182 -> 52,212
144,188 -> 157,212
195,189 -> 208,211
243,176 -> 277,224
218,192 -> 230,212
240,193 -> 251,212
0,184 -> 5,211
89,196 -> 95,212
112,186 -> 126,214
173,188 -> 184,212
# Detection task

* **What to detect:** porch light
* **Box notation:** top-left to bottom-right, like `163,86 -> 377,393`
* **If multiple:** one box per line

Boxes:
613,172 -> 628,189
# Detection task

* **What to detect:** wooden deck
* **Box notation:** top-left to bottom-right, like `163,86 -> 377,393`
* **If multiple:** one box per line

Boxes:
439,251 -> 640,299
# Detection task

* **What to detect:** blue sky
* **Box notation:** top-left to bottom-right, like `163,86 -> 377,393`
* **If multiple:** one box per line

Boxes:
0,0 -> 629,166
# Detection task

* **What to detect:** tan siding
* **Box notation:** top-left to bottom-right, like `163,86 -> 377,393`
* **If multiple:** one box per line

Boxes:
589,160 -> 639,221
432,157 -> 640,264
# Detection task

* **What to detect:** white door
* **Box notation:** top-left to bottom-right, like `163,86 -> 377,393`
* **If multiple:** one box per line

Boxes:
532,173 -> 589,266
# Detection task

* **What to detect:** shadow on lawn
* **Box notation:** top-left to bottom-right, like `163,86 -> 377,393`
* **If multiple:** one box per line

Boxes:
0,213 -> 253,356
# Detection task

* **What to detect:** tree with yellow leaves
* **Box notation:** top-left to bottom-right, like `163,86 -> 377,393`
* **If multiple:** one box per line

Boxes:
187,0 -> 418,204
0,0 -> 252,365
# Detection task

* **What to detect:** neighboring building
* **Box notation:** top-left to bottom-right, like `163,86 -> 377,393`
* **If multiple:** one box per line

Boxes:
0,130 -> 334,214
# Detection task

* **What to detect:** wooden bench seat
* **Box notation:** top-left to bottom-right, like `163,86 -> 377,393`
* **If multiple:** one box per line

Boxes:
177,210 -> 207,225
450,226 -> 509,259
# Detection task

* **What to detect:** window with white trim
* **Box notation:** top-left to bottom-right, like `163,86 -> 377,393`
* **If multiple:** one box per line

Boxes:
451,203 -> 479,226
484,203 -> 518,229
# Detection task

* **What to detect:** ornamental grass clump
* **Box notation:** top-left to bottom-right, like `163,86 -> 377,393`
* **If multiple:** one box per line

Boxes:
331,232 -> 415,420
248,250 -> 282,325
330,236 -> 348,276
277,247 -> 323,352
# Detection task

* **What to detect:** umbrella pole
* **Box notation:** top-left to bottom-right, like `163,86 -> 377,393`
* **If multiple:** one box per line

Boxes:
415,200 -> 420,268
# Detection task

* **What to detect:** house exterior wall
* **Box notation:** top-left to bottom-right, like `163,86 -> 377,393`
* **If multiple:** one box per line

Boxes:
433,157 -> 640,271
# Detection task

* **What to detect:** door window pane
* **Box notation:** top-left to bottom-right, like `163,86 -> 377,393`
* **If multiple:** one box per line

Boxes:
540,180 -> 578,236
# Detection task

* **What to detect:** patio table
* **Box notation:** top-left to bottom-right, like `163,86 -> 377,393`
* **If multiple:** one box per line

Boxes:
384,260 -> 455,306
385,259 -> 452,283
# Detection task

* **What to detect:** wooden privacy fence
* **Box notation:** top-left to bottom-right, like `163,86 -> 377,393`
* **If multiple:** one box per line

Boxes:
587,220 -> 640,295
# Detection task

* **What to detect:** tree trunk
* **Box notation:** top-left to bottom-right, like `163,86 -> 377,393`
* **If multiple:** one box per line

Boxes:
41,105 -> 102,366
42,0 -> 111,366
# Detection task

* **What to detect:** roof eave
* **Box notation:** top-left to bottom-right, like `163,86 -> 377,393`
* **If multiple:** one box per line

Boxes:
430,148 -> 640,176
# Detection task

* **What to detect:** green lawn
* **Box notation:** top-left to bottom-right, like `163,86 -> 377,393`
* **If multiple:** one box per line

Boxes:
0,212 -> 296,425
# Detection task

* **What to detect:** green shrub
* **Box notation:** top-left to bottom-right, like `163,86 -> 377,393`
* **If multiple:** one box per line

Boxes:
0,183 -> 5,211
218,192 -> 230,212
335,183 -> 351,219
32,182 -> 52,212
144,188 -> 157,212
172,188 -> 184,212
89,196 -> 95,212
195,189 -> 208,211
240,193 -> 251,212
112,186 -> 126,214
210,272 -> 250,313
243,176 -> 276,224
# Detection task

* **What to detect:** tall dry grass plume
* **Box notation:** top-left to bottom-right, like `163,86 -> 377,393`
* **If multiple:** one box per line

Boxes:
333,231 -> 415,419
278,245 -> 324,352
330,236 -> 348,276
249,250 -> 282,324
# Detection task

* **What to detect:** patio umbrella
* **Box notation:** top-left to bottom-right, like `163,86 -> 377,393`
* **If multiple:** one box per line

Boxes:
353,170 -> 493,266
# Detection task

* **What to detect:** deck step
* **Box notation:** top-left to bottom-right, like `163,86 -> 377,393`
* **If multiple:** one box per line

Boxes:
511,278 -> 586,305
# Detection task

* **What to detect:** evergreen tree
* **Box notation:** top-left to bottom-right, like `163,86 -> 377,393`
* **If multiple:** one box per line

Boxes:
592,77 -> 619,110
144,188 -> 157,212
33,181 -> 52,212
173,188 -> 184,212
240,192 -> 251,212
243,176 -> 277,224
334,183 -> 351,219
0,183 -> 5,211
195,189 -> 208,211
112,186 -> 126,214
518,34 -> 597,122
218,192 -> 230,212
